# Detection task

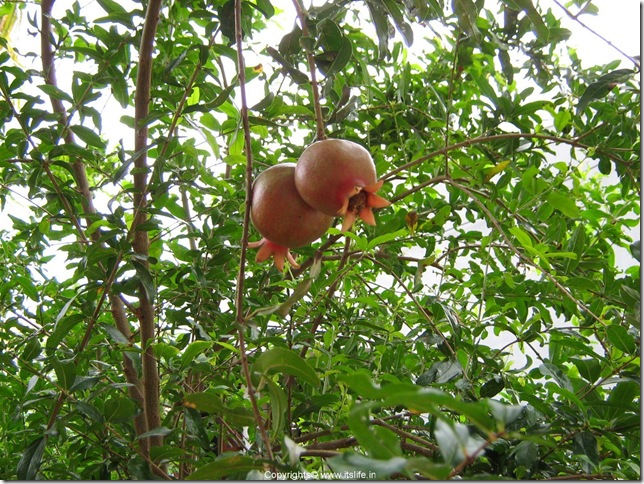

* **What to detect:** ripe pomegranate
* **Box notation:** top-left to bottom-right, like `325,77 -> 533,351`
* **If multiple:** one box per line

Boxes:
294,139 -> 390,231
248,163 -> 334,271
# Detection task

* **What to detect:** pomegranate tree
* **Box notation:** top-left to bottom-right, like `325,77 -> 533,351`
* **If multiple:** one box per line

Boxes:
294,138 -> 390,231
248,163 -> 333,271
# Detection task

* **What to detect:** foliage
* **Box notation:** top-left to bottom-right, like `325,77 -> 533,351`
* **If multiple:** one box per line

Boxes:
0,0 -> 639,480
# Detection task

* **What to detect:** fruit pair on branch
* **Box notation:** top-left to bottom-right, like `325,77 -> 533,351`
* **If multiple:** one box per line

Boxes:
249,139 -> 391,271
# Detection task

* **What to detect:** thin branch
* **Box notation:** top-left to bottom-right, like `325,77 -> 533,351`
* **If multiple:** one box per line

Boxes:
552,0 -> 640,69
292,0 -> 326,140
233,0 -> 274,461
447,179 -> 604,326
382,132 -> 633,182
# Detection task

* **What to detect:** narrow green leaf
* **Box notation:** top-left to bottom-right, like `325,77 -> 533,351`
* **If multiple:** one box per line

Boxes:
47,313 -> 85,354
252,348 -> 319,388
577,68 -> 635,114
367,228 -> 407,250
509,226 -> 533,248
379,0 -> 414,46
70,125 -> 106,149
564,224 -> 585,273
435,418 -> 485,465
181,341 -> 213,368
480,375 -> 504,398
53,358 -> 77,390
326,452 -> 407,480
509,0 -> 549,41
70,375 -> 101,393
15,275 -> 39,302
131,260 -> 156,304
17,437 -> 46,480
367,1 -> 391,60
605,325 -> 636,353
38,84 -> 73,102
573,431 -> 599,474
452,0 -> 481,43
96,0 -> 128,15
186,455 -> 264,480
76,401 -> 104,423
546,192 -> 580,218
265,379 -> 288,438
136,426 -> 174,440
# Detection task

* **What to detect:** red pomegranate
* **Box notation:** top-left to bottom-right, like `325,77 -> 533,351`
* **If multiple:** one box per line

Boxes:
294,139 -> 390,231
248,163 -> 334,271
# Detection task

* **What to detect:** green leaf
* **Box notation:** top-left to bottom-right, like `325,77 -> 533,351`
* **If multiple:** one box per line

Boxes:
504,0 -> 549,41
539,362 -> 573,391
53,358 -> 77,390
509,226 -> 533,248
187,455 -> 265,480
265,379 -> 288,438
367,228 -> 407,250
15,275 -> 39,302
183,392 -> 255,427
573,431 -> 598,474
326,452 -> 407,480
379,0 -> 414,46
17,437 -> 46,480
435,418 -> 485,465
629,240 -> 640,261
571,357 -> 601,383
367,1 -> 391,59
251,347 -> 319,388
564,224 -> 585,273
70,125 -> 106,149
38,84 -> 73,102
480,375 -> 504,398
349,403 -> 401,459
577,69 -> 635,114
46,313 -> 85,354
546,192 -> 580,218
76,401 -> 104,423
96,0 -> 128,15
130,260 -> 156,304
103,396 -> 136,423
605,325 -> 636,353
180,340 -> 213,368
136,426 -> 174,440
452,0 -> 481,43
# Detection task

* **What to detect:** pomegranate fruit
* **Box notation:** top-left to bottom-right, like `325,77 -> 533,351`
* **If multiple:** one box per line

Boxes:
248,163 -> 334,271
294,139 -> 390,231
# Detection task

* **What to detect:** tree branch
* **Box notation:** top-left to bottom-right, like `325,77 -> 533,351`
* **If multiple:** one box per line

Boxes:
292,0 -> 326,141
40,0 -> 148,454
382,132 -> 633,183
233,0 -> 274,461
133,0 -> 164,452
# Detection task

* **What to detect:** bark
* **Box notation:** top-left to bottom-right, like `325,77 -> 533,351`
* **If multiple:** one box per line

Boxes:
40,0 -> 149,455
133,0 -> 164,451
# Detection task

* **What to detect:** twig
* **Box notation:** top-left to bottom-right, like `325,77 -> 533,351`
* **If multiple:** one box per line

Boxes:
382,132 -> 633,183
233,0 -> 274,461
292,0 -> 326,140
552,0 -> 640,69
446,179 -> 604,326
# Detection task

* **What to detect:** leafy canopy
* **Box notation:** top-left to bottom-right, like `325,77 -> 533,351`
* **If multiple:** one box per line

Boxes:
0,0 -> 639,480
